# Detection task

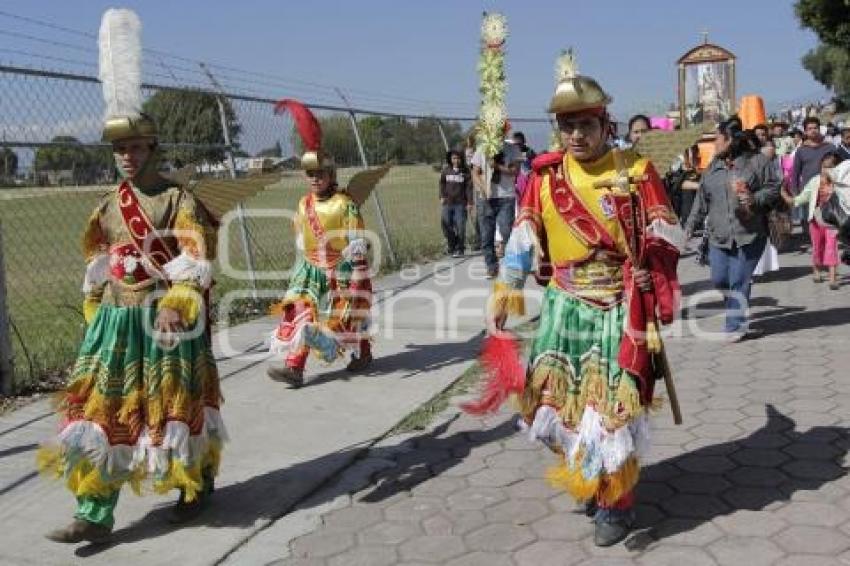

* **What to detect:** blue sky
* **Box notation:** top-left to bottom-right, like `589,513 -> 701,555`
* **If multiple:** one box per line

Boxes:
0,0 -> 825,120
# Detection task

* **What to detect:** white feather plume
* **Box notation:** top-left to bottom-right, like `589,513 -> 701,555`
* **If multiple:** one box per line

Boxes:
98,8 -> 143,120
555,48 -> 578,81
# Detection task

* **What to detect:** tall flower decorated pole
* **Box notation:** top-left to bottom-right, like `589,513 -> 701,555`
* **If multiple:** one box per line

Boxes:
477,11 -> 508,186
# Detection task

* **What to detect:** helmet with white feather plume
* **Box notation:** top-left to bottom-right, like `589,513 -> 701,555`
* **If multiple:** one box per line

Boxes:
99,8 -> 158,142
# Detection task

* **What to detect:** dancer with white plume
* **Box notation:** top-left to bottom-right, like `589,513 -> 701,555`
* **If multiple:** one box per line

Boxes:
463,49 -> 683,547
38,8 -> 225,543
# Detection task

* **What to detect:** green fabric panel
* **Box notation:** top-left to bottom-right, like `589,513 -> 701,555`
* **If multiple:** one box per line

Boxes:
529,286 -> 626,395
74,491 -> 119,529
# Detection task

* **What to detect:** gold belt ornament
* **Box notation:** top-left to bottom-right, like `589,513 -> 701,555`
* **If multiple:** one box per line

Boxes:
553,259 -> 624,302
102,279 -> 164,307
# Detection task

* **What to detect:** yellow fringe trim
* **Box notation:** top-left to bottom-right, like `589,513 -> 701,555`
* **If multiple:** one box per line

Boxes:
81,209 -> 106,262
521,351 -> 646,431
174,206 -> 217,261
117,389 -> 142,427
600,376 -> 643,431
546,455 -> 640,506
520,355 -> 578,425
490,281 -> 526,317
83,296 -> 101,325
63,354 -> 221,433
37,441 -> 221,501
158,282 -> 202,326
646,321 -> 662,354
547,459 -> 599,502
596,457 -> 640,506
153,442 -> 222,502
36,447 -> 144,498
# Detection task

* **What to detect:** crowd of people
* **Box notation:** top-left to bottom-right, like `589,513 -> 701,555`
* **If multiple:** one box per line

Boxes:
35,6 -> 850,556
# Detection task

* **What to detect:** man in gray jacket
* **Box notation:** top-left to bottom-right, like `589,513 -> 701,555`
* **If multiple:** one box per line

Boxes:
685,122 -> 781,341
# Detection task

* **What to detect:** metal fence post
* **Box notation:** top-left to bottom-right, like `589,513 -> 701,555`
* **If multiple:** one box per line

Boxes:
0,221 -> 15,396
436,120 -> 450,152
334,88 -> 398,267
200,63 -> 259,299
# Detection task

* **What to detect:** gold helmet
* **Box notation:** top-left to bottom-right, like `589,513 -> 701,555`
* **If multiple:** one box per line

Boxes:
547,49 -> 613,115
300,148 -> 336,174
102,113 -> 158,143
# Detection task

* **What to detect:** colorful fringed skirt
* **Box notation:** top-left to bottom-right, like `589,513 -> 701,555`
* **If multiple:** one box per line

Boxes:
518,285 -> 650,507
38,304 -> 226,501
270,257 -> 372,363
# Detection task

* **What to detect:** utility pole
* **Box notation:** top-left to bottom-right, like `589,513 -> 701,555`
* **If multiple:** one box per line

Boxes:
200,62 -> 258,298
0,221 -> 14,396
334,87 -> 397,266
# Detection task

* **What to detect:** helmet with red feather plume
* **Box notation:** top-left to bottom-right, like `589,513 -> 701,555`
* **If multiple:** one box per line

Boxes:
274,99 -> 335,176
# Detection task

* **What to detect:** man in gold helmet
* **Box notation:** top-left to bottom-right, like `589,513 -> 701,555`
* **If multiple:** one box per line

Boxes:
466,50 -> 684,546
39,9 -> 225,543
267,99 -> 373,387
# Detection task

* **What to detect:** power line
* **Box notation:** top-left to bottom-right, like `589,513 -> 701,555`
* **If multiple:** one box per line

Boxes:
0,9 -> 511,118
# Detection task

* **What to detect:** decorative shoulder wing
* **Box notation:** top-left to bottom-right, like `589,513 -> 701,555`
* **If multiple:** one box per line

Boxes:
633,124 -> 710,173
174,168 -> 281,220
343,164 -> 391,206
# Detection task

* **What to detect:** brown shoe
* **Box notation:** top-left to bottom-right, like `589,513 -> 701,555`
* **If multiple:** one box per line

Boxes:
45,519 -> 111,544
346,353 -> 373,373
267,364 -> 305,387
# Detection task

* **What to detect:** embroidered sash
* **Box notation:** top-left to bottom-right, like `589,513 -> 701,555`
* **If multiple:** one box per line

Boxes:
117,180 -> 176,278
548,169 -> 618,252
304,192 -> 342,268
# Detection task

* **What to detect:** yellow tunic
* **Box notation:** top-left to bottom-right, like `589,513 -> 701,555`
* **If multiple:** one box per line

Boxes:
296,191 -> 364,268
538,150 -> 650,266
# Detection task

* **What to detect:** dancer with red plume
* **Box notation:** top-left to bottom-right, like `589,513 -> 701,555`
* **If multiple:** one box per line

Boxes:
266,99 -> 380,387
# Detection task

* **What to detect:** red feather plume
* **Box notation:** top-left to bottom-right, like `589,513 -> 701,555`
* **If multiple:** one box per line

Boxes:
461,332 -> 526,415
274,98 -> 322,151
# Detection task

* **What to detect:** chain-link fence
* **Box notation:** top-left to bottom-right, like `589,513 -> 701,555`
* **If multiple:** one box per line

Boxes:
0,62 -> 548,393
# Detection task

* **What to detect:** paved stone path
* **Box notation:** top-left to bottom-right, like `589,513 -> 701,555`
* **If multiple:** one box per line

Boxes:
256,242 -> 850,566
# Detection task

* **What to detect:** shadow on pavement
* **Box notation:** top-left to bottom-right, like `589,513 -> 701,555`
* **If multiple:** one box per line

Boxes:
302,332 -> 484,388
750,307 -> 850,336
627,405 -> 848,550
75,411 -> 514,557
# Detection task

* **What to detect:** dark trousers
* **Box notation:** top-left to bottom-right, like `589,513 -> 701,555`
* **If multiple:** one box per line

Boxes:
679,190 -> 697,227
471,193 -> 483,250
441,204 -> 468,254
481,197 -> 515,272
708,236 -> 766,333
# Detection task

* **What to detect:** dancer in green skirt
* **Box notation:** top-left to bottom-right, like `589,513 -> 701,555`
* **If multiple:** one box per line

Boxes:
466,50 -> 683,547
39,8 -> 225,543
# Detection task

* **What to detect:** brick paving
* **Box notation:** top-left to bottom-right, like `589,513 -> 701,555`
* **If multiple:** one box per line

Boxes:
267,244 -> 850,565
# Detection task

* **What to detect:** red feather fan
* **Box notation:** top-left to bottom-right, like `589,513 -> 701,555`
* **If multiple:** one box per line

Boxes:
274,99 -> 322,151
461,332 -> 526,415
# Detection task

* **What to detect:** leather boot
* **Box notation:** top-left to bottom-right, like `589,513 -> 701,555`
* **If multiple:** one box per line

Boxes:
45,519 -> 111,544
267,364 -> 305,387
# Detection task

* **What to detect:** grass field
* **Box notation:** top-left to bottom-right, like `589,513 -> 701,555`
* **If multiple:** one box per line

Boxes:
0,164 -> 461,391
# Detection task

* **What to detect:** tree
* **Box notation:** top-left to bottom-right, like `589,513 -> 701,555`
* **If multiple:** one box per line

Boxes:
802,44 -> 850,92
0,147 -> 17,179
142,89 -> 241,165
33,136 -> 112,185
796,0 -> 850,51
256,141 -> 282,158
796,0 -> 850,105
